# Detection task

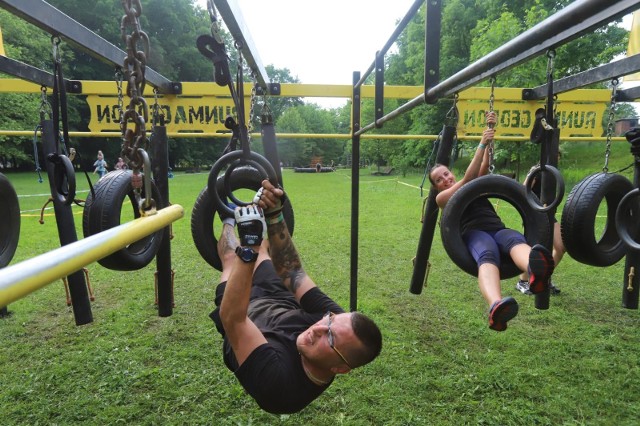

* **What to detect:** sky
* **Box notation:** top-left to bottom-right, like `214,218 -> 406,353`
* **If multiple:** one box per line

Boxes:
196,1 -> 637,108
196,0 -> 418,107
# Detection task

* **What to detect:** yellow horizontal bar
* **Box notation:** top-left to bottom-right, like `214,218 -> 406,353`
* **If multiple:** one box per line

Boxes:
0,79 -> 614,101
0,129 -> 627,142
0,204 -> 184,307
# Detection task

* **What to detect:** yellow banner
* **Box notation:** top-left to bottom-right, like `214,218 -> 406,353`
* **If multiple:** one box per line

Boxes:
0,25 -> 5,56
457,99 -> 607,138
86,95 -> 249,134
626,10 -> 640,82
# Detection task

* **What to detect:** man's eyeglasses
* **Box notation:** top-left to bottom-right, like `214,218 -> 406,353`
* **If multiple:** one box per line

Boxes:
325,312 -> 352,369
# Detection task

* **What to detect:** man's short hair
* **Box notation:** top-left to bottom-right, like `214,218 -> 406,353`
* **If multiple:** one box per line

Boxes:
349,312 -> 382,368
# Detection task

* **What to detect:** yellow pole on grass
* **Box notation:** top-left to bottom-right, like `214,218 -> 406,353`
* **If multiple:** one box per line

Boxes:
0,204 -> 184,307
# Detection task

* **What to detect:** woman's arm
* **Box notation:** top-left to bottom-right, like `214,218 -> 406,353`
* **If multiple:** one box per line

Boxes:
435,112 -> 496,208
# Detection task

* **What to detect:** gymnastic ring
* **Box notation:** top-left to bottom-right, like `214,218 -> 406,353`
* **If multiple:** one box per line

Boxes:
440,174 -> 553,279
192,166 -> 295,271
524,164 -> 564,212
0,173 -> 20,268
48,153 -> 76,205
208,150 -> 278,217
223,158 -> 270,208
561,172 -> 634,266
616,188 -> 640,252
82,170 -> 163,271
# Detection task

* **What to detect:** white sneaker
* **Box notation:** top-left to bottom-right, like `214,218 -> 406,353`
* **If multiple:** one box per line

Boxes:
515,280 -> 532,295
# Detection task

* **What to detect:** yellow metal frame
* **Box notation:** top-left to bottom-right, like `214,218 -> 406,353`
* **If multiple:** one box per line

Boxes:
0,78 -> 611,101
0,78 -> 619,140
0,204 -> 184,307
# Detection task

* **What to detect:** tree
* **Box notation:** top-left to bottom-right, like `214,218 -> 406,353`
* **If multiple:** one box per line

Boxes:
274,107 -> 308,166
0,10 -> 55,169
382,0 -> 630,172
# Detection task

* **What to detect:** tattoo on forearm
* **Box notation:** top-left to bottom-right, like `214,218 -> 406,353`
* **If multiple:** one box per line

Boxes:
267,221 -> 306,292
220,226 -> 238,254
288,269 -> 307,293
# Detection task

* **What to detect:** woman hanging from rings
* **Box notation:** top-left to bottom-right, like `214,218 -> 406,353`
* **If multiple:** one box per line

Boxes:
428,111 -> 555,331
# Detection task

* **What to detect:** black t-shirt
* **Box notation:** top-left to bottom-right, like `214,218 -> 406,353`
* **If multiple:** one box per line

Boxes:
460,197 -> 505,235
221,287 -> 344,414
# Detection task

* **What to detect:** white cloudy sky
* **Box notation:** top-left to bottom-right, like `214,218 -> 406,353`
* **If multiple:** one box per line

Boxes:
195,1 -> 637,107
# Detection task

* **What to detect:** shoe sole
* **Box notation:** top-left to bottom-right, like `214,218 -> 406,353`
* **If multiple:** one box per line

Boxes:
489,297 -> 519,331
528,245 -> 555,294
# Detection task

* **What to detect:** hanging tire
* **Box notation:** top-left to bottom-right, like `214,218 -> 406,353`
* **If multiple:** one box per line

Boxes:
82,170 -> 164,271
440,174 -> 552,278
191,166 -> 295,271
561,172 -> 634,266
0,173 -> 20,268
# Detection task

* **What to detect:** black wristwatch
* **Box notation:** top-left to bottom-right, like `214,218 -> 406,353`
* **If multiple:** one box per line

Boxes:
235,246 -> 258,263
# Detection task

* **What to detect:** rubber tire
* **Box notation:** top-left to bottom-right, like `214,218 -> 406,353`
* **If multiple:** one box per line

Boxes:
82,170 -> 164,271
616,188 -> 640,251
440,174 -> 553,278
561,172 -> 634,266
0,173 -> 20,268
191,167 -> 295,271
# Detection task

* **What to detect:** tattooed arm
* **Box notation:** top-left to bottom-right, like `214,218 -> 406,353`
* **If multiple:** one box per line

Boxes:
258,180 -> 317,302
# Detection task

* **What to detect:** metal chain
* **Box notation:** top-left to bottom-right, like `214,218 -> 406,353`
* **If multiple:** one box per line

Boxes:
39,85 -> 52,121
247,73 -> 258,144
544,50 -> 556,131
487,77 -> 496,173
603,78 -> 619,173
445,93 -> 458,126
207,0 -> 224,44
152,87 -> 161,129
120,0 -> 155,214
115,68 -> 125,129
488,77 -> 495,118
546,50 -> 555,81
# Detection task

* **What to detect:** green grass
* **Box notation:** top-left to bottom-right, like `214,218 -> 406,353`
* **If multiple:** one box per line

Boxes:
1,157 -> 639,425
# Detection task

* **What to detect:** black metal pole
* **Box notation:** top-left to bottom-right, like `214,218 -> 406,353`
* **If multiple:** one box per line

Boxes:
151,123 -> 173,317
621,138 -> 640,309
535,126 -> 560,310
350,72 -> 361,312
410,124 -> 456,294
41,119 -> 92,325
374,51 -> 384,127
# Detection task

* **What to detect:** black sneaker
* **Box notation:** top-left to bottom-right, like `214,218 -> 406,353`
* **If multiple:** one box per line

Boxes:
488,297 -> 519,332
528,244 -> 555,294
549,282 -> 561,295
515,279 -> 532,295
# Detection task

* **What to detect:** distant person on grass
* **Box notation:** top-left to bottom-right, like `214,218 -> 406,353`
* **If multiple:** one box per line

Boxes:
428,111 -> 555,331
210,180 -> 382,414
93,150 -> 107,178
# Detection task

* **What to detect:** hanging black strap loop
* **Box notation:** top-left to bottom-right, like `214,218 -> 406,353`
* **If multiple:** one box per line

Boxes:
47,152 -> 76,205
48,36 -> 76,205
196,35 -> 231,86
524,164 -> 565,212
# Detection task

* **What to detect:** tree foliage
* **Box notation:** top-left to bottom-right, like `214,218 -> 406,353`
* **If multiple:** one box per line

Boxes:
384,0 -> 631,172
0,1 -> 635,170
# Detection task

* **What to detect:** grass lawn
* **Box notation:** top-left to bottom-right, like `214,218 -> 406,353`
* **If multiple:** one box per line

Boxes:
1,151 -> 639,424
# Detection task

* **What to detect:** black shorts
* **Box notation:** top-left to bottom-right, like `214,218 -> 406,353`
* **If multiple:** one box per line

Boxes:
210,260 -> 290,335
